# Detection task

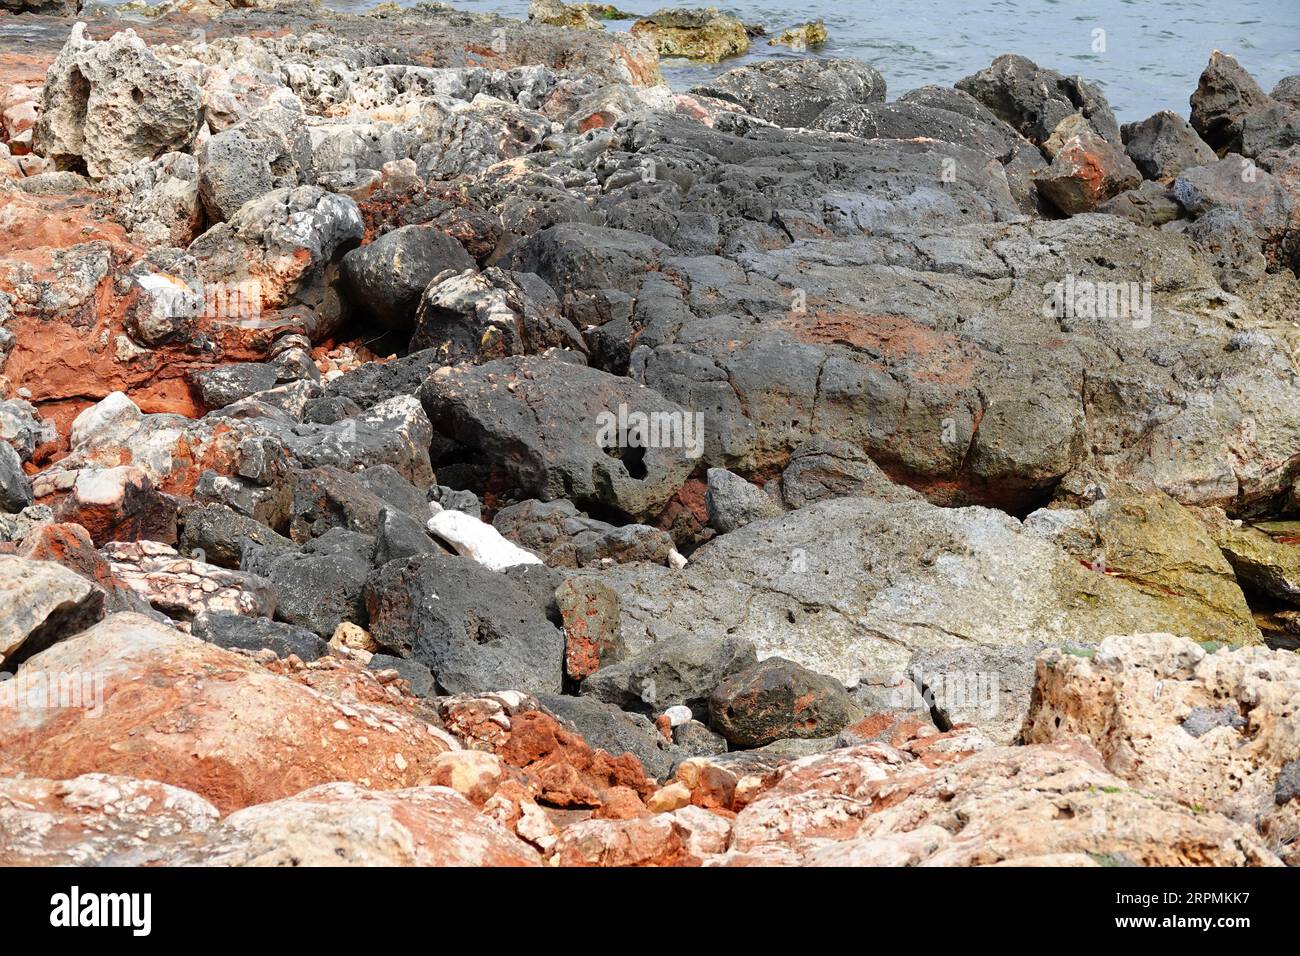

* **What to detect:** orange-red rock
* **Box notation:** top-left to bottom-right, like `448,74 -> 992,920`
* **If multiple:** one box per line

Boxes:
549,814 -> 697,867
16,521 -> 147,612
53,465 -> 177,545
0,613 -> 460,813
440,693 -> 656,811
549,802 -> 732,866
497,710 -> 654,808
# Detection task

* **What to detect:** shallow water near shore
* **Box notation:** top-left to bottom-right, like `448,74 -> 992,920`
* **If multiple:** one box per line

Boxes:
300,0 -> 1300,121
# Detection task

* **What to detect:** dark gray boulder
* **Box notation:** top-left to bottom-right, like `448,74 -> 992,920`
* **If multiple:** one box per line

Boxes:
0,441 -> 33,514
956,53 -> 1120,146
780,439 -> 920,509
324,349 -> 442,410
1185,207 -> 1270,290
506,223 -> 672,326
897,83 -> 1018,125
192,612 -> 330,661
191,363 -> 279,411
1173,154 -> 1297,270
178,503 -> 293,569
1239,102 -> 1300,159
812,96 -> 1047,212
1276,758 -> 1300,805
210,380 -> 325,424
429,484 -> 482,518
704,467 -> 781,533
672,719 -> 728,759
243,528 -> 373,637
501,562 -> 566,624
708,656 -> 856,747
288,466 -> 395,543
193,469 -> 291,534
409,266 -> 586,364
493,498 -> 675,568
1189,50 -> 1274,152
0,0 -> 76,12
363,553 -> 565,695
690,58 -> 886,129
1122,110 -> 1216,180
371,506 -> 440,566
303,395 -> 364,425
1181,703 -> 1248,738
420,355 -> 697,521
355,464 -> 428,522
252,396 -> 434,487
1271,75 -> 1300,108
1095,179 -> 1184,227
340,224 -> 476,331
197,128 -> 281,224
580,632 -> 757,719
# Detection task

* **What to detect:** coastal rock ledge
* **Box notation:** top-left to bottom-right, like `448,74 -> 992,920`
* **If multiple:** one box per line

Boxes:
1,4 -> 1299,868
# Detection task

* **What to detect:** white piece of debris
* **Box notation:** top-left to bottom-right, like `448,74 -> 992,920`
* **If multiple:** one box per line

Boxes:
663,705 -> 693,727
427,503 -> 543,571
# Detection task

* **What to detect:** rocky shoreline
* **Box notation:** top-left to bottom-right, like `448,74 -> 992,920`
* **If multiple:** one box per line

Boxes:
0,2 -> 1298,866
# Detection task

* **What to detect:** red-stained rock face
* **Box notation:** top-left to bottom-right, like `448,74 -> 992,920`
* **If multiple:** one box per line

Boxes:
0,187 -> 281,443
422,749 -> 515,806
496,710 -> 654,808
837,712 -> 992,768
54,466 -> 177,546
0,613 -> 460,814
17,521 -> 146,612
438,693 -> 656,813
652,476 -> 711,547
549,800 -> 735,866
1034,131 -> 1142,214
549,813 -> 697,867
33,394 -> 268,505
670,758 -> 745,812
557,577 -> 622,681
